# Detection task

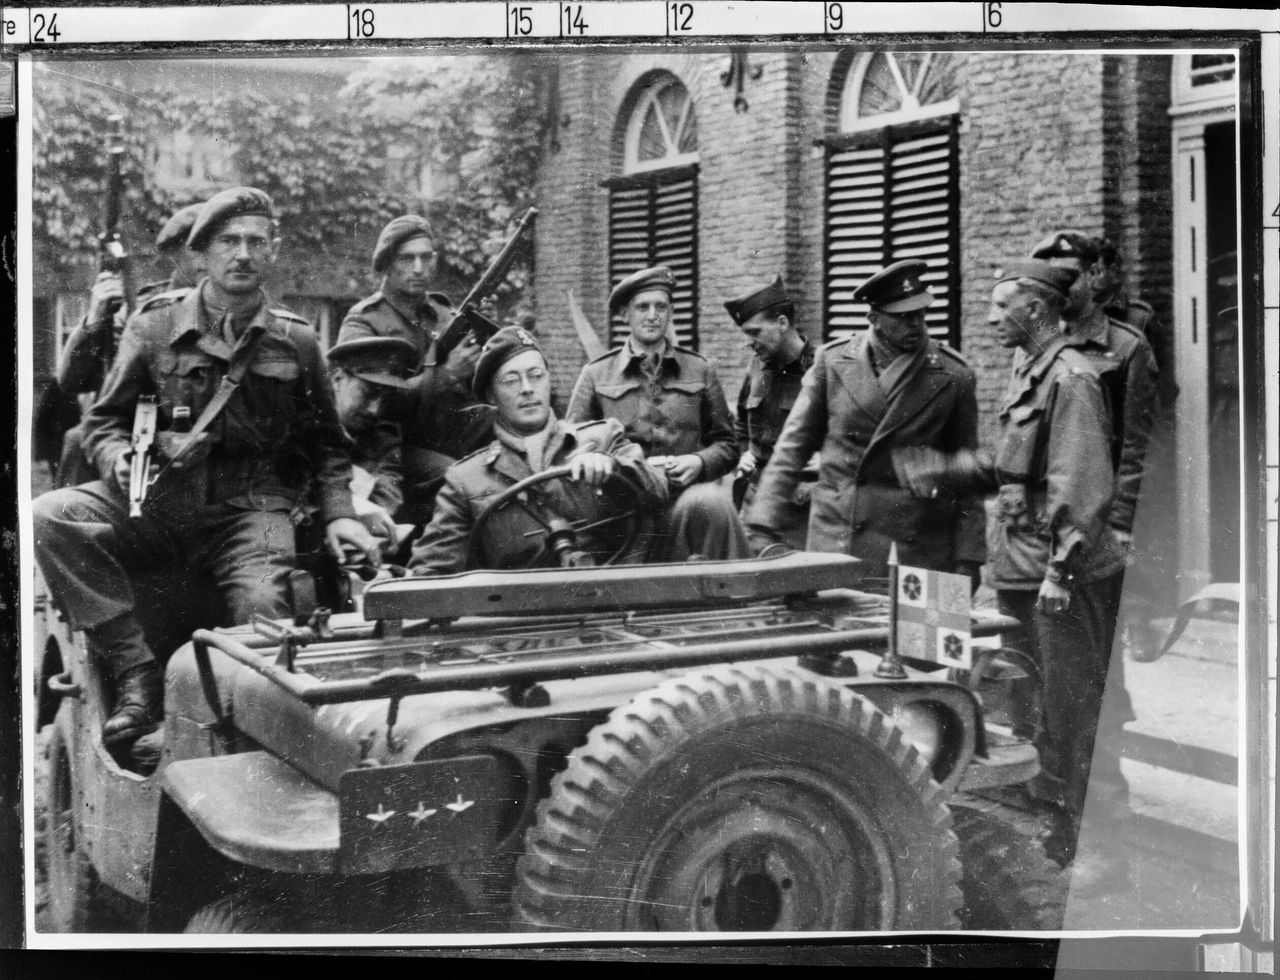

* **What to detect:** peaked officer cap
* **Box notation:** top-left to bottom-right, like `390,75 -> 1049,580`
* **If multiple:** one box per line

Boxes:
1030,229 -> 1102,263
852,260 -> 934,314
372,215 -> 436,274
609,265 -> 677,315
473,326 -> 545,402
328,337 -> 419,390
155,203 -> 204,253
187,187 -> 275,251
724,276 -> 792,326
995,259 -> 1080,298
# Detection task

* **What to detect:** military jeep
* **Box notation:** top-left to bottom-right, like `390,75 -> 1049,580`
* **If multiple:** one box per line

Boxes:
37,540 -> 1062,934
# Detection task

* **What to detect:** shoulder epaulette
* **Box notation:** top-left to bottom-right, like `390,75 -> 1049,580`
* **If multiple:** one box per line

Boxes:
819,336 -> 847,352
1107,316 -> 1146,342
1128,298 -> 1154,314
586,346 -> 625,365
458,440 -> 501,466
934,342 -> 973,370
270,307 -> 312,327
136,287 -> 191,313
346,292 -> 385,315
672,344 -> 707,361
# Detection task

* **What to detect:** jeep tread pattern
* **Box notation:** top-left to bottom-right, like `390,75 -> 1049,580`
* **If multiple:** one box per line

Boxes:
952,804 -> 1066,931
514,663 -> 963,932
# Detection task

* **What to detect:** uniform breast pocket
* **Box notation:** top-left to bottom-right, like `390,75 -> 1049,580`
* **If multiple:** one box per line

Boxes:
166,352 -> 219,406
595,382 -> 643,406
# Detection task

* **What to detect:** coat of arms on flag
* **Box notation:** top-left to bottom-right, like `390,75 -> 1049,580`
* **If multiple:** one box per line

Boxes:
895,565 -> 972,669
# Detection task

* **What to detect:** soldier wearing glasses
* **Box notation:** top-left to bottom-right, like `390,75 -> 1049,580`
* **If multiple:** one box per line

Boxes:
410,328 -> 667,574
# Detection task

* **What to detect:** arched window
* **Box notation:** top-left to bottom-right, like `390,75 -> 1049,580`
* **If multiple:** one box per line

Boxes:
825,53 -> 961,345
604,74 -> 700,348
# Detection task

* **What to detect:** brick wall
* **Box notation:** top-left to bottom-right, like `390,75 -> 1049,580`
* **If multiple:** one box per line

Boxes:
535,49 -> 801,404
537,50 -> 1174,444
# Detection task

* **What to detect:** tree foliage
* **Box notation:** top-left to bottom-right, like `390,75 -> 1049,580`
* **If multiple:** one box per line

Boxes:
33,56 -> 549,298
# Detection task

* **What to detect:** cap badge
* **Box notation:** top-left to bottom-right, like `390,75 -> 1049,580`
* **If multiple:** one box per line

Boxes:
516,328 -> 535,346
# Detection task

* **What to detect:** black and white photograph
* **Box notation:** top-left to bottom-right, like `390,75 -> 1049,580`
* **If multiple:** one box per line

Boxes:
5,4 -> 1276,965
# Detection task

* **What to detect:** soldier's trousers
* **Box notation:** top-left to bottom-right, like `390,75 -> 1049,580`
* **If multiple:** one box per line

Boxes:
998,573 -> 1129,865
56,423 -> 99,490
33,481 -> 295,676
662,483 -> 751,562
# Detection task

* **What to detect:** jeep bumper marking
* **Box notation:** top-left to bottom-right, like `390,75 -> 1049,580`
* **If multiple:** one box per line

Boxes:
339,755 -> 501,874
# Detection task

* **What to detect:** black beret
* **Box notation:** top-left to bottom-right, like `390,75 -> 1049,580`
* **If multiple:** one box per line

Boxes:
473,326 -> 544,402
372,215 -> 435,274
852,260 -> 933,313
186,187 -> 275,251
328,337 -> 419,390
1030,229 -> 1102,263
994,259 -> 1080,297
155,203 -> 204,253
724,276 -> 792,326
609,265 -> 676,316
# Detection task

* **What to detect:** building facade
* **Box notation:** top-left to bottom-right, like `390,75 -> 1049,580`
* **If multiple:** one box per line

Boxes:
533,48 -> 1241,598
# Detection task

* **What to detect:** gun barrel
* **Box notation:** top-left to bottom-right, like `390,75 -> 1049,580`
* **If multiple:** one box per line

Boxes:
457,207 -> 539,311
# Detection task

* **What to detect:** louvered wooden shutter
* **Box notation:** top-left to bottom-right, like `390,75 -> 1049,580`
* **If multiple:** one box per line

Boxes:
824,117 -> 960,347
603,164 -> 699,349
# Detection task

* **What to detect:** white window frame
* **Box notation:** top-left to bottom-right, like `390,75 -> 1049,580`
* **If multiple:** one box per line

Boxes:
1171,52 -> 1238,113
838,52 -> 959,134
623,76 -> 699,175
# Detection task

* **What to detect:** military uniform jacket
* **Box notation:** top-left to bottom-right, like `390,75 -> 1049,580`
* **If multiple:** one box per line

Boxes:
409,417 -> 669,575
734,341 -> 815,483
350,418 -> 405,515
83,285 -> 356,523
566,341 -> 739,482
989,336 -> 1126,589
1062,306 -> 1159,535
338,287 -> 492,457
745,334 -> 985,579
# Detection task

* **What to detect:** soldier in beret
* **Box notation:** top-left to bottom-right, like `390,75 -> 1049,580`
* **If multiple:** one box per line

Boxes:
43,201 -> 210,489
746,260 -> 985,586
410,327 -> 668,574
337,214 -> 493,524
567,265 -> 748,562
33,186 -> 379,752
895,260 -> 1130,895
327,336 -> 420,543
724,276 -> 815,549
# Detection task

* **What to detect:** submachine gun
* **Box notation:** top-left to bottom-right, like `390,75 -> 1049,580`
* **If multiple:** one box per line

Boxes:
432,207 -> 539,360
97,113 -> 137,368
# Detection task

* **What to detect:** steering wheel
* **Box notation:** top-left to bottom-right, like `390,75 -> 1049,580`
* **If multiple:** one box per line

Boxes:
469,462 -> 651,569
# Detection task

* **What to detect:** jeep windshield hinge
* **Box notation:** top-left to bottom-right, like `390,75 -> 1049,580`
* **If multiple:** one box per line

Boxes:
252,614 -> 315,673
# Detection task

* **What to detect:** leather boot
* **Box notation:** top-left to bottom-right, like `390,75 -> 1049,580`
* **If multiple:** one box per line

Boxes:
103,662 -> 163,747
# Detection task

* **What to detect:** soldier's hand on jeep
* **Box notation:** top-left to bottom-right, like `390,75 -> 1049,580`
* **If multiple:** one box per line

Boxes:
156,431 -> 211,470
1037,577 -> 1071,615
570,452 -> 615,487
665,454 -> 704,488
352,497 -> 399,547
326,517 -> 382,567
736,451 -> 758,477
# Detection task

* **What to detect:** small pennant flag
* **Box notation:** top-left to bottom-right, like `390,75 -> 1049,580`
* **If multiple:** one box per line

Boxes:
896,565 -> 973,669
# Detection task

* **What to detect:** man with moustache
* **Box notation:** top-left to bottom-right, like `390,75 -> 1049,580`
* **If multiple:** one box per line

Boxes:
895,260 -> 1131,894
746,260 -> 985,586
409,327 -> 667,574
32,187 -> 379,748
724,276 -> 815,549
567,265 -> 747,562
338,214 -> 493,521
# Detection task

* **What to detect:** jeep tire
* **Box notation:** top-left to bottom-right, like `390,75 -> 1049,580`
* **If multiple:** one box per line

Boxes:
42,722 -> 103,932
952,804 -> 1065,930
514,664 -> 962,932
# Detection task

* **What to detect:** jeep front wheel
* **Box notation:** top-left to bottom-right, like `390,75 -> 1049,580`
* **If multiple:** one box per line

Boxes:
41,723 -> 101,932
514,664 -> 962,932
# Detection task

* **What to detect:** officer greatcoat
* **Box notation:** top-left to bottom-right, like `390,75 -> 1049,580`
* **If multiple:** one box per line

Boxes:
746,334 -> 985,579
409,417 -> 668,574
566,340 -> 739,481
